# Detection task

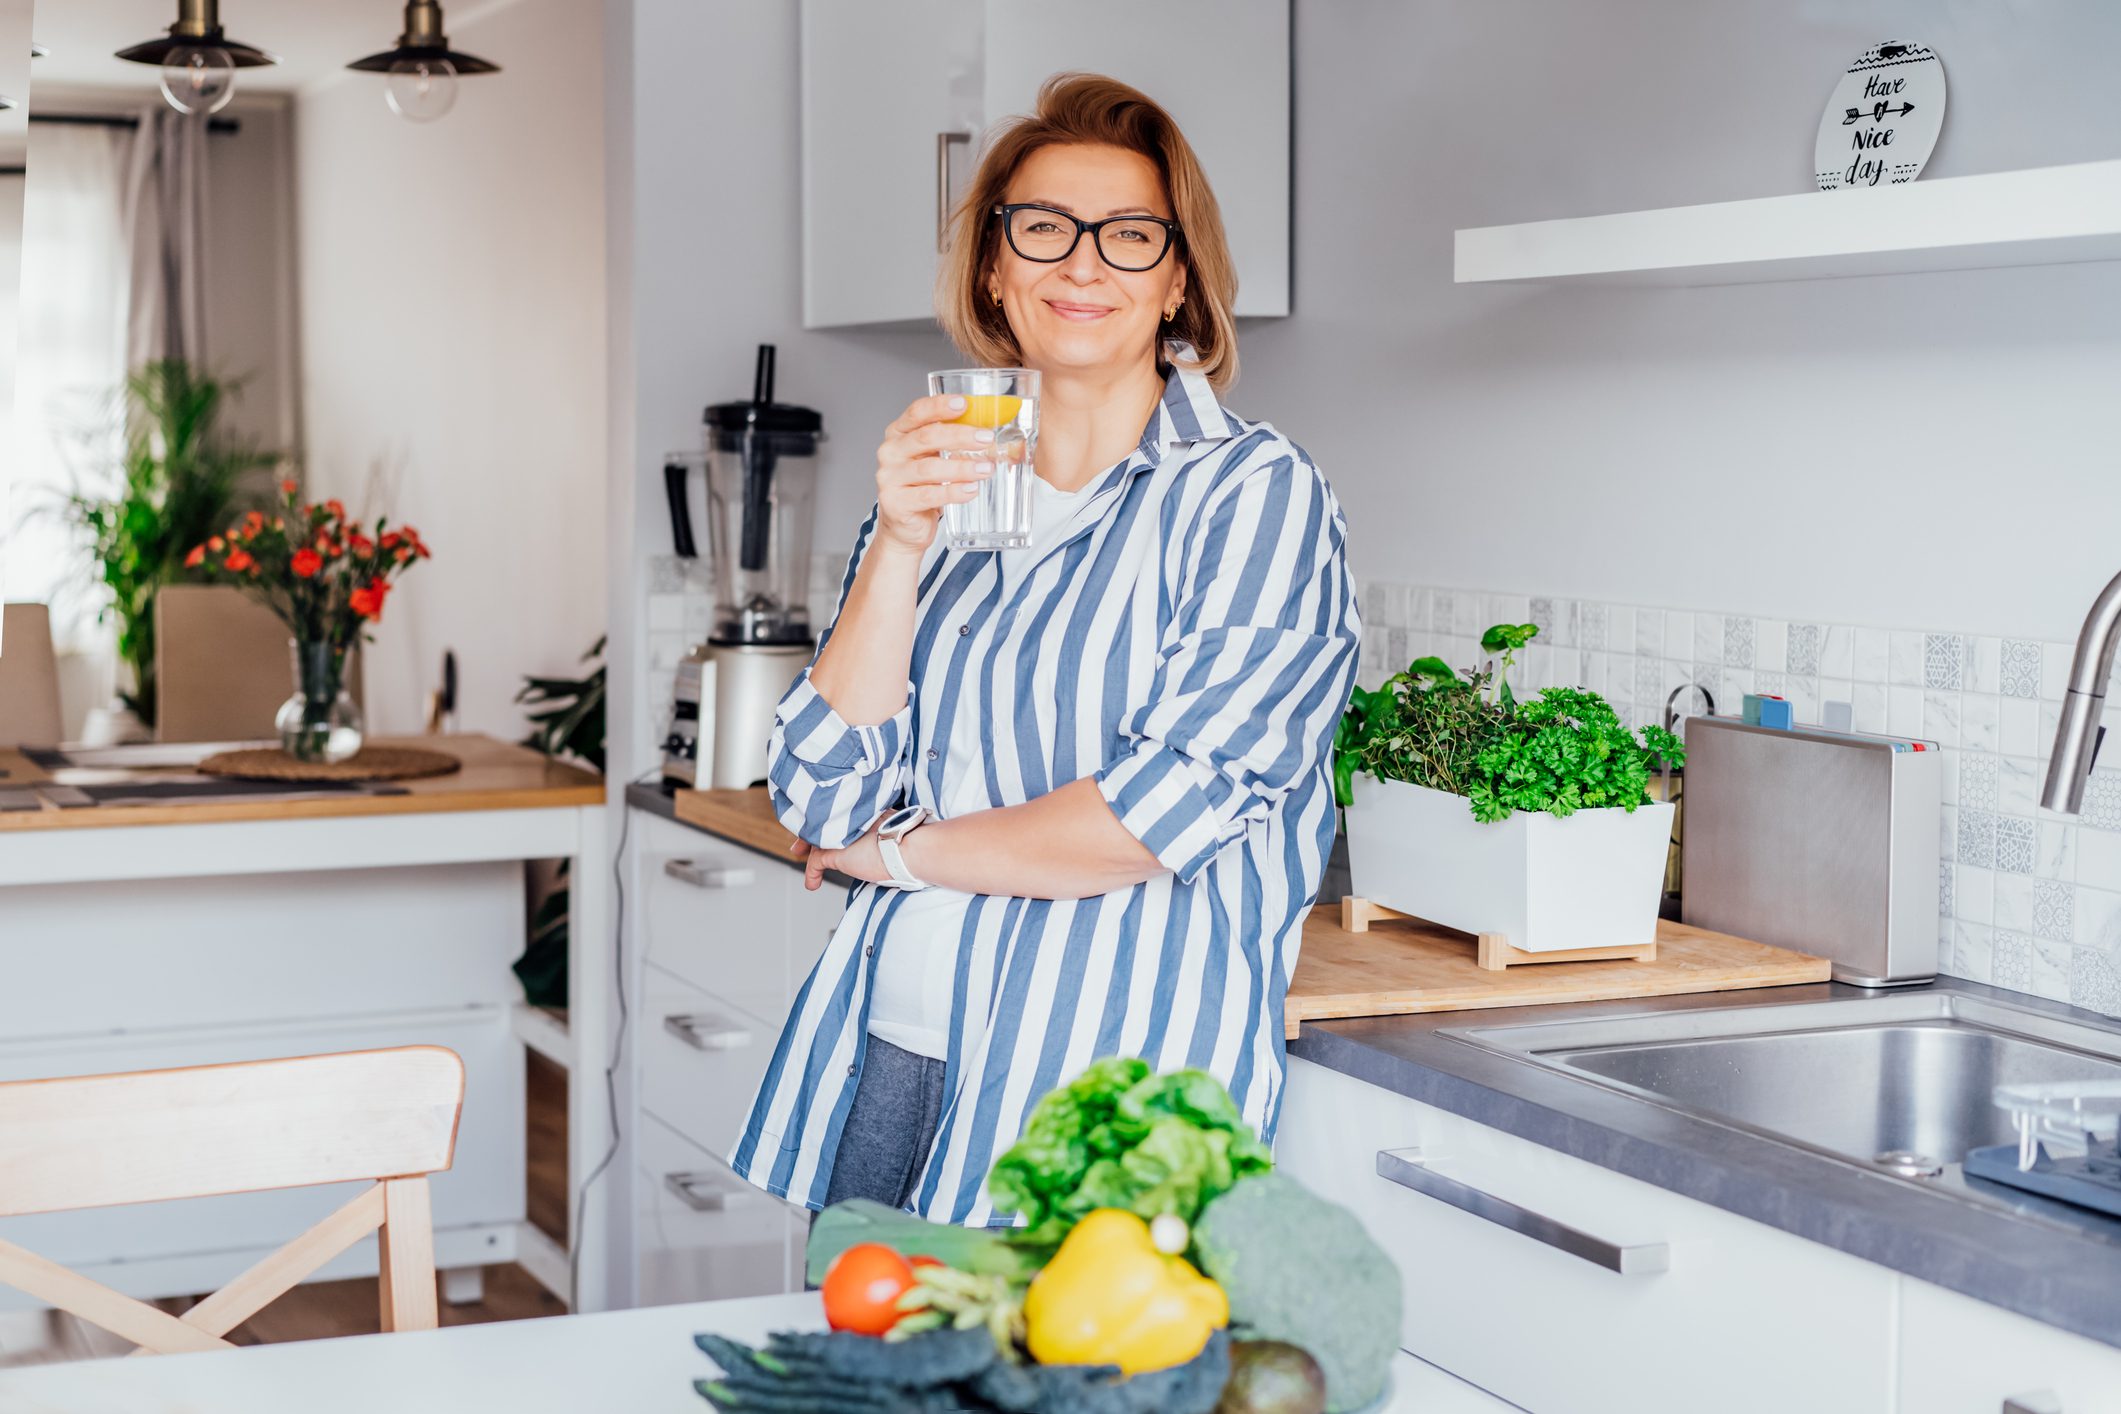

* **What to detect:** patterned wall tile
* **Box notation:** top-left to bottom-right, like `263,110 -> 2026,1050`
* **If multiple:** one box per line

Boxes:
1960,754 -> 1998,810
2000,639 -> 2042,699
1431,590 -> 1455,637
1788,623 -> 1823,676
1924,633 -> 1966,690
2034,880 -> 2076,942
1722,614 -> 1756,669
1992,932 -> 2033,991
1580,603 -> 1608,651
1528,596 -> 1554,640
1939,862 -> 1956,918
1958,809 -> 1997,869
2071,948 -> 2121,1014
2083,771 -> 2121,832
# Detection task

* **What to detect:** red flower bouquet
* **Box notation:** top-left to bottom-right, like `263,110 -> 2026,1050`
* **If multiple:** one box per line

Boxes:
188,481 -> 432,761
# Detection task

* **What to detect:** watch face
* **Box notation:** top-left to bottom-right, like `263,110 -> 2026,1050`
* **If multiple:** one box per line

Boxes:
880,806 -> 921,837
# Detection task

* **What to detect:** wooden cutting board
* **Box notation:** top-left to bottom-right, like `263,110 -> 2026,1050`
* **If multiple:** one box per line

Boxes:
1285,908 -> 1830,1039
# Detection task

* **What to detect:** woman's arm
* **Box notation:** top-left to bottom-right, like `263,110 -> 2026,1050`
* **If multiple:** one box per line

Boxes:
803,778 -> 1164,899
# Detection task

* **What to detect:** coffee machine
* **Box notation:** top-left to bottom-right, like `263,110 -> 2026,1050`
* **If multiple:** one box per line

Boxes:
661,345 -> 823,790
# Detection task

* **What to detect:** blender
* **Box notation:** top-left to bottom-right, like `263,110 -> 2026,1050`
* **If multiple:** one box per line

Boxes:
661,345 -> 823,790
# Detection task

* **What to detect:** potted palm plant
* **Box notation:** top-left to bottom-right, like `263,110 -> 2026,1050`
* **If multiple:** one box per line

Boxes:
1335,625 -> 1682,955
64,361 -> 280,729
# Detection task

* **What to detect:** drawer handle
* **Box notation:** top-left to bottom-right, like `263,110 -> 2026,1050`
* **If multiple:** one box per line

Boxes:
2004,1395 -> 2063,1414
1376,1148 -> 1670,1276
936,130 -> 971,251
664,858 -> 757,889
664,1013 -> 755,1051
664,1170 -> 738,1213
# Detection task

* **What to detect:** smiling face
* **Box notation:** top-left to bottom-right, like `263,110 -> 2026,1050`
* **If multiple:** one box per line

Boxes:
986,142 -> 1187,382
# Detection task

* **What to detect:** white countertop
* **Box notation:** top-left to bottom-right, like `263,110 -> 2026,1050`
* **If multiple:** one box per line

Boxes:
0,1291 -> 1514,1413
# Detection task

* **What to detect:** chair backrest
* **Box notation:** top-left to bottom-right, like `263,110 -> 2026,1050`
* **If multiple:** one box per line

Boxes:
155,585 -> 298,742
0,603 -> 64,748
0,1046 -> 464,1353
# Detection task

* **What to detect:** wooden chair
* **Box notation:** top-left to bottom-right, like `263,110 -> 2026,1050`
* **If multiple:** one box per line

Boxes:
0,1046 -> 464,1354
154,585 -> 365,742
0,602 -> 64,748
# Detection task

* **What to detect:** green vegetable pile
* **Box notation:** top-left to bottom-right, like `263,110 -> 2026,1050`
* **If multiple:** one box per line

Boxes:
985,1057 -> 1274,1248
694,1325 -> 1234,1413
1335,622 -> 1683,822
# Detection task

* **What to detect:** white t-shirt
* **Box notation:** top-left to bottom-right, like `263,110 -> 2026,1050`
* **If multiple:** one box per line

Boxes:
866,474 -> 1090,1059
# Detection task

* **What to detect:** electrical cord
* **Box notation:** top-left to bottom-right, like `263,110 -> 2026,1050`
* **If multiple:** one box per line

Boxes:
566,768 -> 659,1310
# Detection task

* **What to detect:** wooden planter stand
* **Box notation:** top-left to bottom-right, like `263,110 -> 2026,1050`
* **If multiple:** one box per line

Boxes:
1339,896 -> 1659,972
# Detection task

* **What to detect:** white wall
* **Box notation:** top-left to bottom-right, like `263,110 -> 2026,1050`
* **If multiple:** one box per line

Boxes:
606,0 -> 956,780
297,0 -> 607,737
1241,0 -> 2121,644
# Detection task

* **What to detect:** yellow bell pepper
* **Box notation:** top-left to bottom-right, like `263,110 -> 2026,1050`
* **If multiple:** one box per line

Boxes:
1023,1209 -> 1229,1375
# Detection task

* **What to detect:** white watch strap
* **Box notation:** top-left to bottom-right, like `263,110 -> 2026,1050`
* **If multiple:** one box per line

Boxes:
877,824 -> 930,891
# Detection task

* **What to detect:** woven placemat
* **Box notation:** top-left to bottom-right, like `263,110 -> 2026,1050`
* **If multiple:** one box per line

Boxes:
198,745 -> 464,783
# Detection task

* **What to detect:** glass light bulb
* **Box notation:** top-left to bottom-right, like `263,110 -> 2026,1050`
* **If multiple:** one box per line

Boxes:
386,56 -> 458,123
161,45 -> 236,115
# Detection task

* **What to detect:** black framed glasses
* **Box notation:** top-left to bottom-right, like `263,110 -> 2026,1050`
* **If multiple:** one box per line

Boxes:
993,203 -> 1181,272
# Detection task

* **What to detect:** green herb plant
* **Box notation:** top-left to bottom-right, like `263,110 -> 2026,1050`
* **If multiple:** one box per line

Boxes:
1334,623 -> 1683,822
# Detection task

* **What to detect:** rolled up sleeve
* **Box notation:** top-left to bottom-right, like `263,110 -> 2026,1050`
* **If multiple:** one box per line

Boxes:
1095,451 -> 1361,884
764,508 -> 917,848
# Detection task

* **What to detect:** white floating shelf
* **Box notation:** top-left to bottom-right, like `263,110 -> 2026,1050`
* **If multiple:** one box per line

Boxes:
511,1001 -> 575,1071
1455,159 -> 2121,286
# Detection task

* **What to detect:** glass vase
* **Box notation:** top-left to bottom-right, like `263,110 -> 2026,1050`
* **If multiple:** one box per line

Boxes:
277,640 -> 365,763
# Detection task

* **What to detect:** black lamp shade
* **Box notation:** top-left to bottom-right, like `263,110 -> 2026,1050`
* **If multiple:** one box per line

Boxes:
114,34 -> 279,67
347,45 -> 498,75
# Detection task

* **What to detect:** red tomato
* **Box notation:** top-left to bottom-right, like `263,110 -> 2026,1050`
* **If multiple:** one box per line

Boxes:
821,1243 -> 917,1335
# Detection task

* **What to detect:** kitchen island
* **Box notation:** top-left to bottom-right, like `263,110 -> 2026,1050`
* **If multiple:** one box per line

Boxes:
0,737 -> 626,1315
0,1289 -> 1506,1412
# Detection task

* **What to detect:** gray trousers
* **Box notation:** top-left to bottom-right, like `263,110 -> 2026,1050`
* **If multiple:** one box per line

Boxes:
821,1036 -> 949,1211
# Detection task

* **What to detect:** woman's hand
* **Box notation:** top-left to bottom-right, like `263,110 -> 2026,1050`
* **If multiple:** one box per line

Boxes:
792,832 -> 892,891
872,394 -> 997,557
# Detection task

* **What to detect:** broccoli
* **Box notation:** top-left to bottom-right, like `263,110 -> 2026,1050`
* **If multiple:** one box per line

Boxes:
1191,1174 -> 1401,1414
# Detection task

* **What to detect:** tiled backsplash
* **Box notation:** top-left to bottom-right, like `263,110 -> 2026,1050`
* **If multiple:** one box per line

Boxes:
1355,581 -> 2121,1020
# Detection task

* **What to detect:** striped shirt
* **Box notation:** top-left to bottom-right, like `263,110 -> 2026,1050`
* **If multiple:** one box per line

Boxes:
729,347 -> 1361,1224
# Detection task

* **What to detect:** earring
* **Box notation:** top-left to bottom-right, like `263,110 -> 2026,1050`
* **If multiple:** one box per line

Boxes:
990,288 -> 1002,306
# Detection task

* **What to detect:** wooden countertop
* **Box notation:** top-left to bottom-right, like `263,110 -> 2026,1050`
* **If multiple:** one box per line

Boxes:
0,735 -> 603,833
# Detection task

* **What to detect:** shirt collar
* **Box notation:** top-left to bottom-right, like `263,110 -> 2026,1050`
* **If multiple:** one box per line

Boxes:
1135,340 -> 1235,461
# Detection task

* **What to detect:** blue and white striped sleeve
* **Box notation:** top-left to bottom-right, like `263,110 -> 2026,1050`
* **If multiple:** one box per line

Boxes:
765,508 -> 916,849
1095,448 -> 1362,884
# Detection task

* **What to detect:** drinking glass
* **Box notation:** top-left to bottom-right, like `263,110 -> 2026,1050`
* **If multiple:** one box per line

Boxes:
927,368 -> 1039,552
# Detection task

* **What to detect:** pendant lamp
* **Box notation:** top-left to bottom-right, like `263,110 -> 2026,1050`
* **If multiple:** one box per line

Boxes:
347,0 -> 499,124
114,0 -> 278,116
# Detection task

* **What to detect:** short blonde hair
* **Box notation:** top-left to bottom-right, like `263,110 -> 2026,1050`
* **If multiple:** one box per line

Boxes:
936,73 -> 1239,392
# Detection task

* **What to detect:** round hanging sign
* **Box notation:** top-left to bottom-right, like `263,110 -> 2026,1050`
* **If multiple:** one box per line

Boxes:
1814,41 -> 1946,191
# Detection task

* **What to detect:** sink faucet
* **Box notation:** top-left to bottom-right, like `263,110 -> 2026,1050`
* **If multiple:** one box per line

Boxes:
2041,569 -> 2121,813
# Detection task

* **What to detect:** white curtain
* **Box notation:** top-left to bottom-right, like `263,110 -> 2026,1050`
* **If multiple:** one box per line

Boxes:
6,119 -> 130,653
122,104 -> 210,369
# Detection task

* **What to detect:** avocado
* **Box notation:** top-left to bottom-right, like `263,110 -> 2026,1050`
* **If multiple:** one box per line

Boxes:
1216,1341 -> 1328,1414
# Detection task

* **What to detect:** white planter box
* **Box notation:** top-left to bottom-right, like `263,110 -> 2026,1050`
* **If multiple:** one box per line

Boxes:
1343,777 -> 1674,953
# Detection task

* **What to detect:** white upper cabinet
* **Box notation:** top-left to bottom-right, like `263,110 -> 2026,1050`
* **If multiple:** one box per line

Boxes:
801,0 -> 1290,329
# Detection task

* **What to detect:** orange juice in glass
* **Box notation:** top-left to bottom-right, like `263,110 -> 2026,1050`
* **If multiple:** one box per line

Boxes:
928,368 -> 1039,551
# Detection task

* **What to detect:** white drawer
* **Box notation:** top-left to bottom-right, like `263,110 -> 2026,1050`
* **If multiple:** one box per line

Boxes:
634,1112 -> 804,1308
0,1009 -> 522,1302
1277,1057 -> 1896,1414
641,824 -> 793,1028
640,964 -> 776,1158
1898,1277 -> 2121,1414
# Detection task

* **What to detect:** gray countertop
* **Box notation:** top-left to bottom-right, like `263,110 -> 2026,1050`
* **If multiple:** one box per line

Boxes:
1291,977 -> 2121,1349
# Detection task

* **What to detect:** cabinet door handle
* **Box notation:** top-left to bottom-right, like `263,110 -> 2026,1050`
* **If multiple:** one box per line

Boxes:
663,858 -> 757,889
936,131 -> 971,252
664,1170 -> 737,1213
1377,1148 -> 1670,1275
2003,1394 -> 2063,1414
663,1013 -> 754,1051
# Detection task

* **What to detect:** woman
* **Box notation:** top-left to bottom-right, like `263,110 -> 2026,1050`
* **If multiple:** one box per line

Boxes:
729,73 -> 1359,1225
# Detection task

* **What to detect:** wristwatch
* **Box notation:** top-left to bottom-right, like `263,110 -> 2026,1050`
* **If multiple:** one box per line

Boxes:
876,805 -> 933,891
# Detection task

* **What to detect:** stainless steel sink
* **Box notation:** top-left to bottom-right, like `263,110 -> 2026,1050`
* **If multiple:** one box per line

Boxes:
1444,992 -> 2121,1183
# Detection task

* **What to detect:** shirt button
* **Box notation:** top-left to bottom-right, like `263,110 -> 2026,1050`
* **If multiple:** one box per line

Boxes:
927,749 -> 939,760
864,944 -> 874,957
958,624 -> 970,636
847,1064 -> 856,1077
